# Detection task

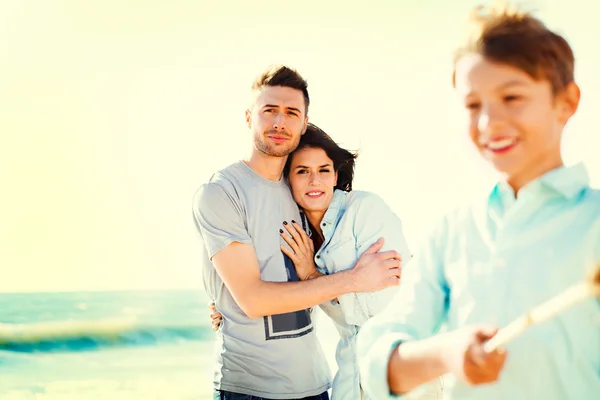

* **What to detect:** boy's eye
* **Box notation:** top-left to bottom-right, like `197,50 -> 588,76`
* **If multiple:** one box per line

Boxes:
466,102 -> 481,111
504,95 -> 522,102
287,111 -> 298,117
320,169 -> 331,173
297,170 -> 307,174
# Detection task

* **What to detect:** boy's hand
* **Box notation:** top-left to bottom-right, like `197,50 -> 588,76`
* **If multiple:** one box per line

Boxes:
441,325 -> 507,385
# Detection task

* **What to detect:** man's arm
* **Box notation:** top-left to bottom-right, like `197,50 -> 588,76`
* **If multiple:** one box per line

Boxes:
194,182 -> 401,319
212,240 -> 399,318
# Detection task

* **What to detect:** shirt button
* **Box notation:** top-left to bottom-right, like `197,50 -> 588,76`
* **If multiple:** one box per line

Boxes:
322,223 -> 326,226
316,255 -> 320,259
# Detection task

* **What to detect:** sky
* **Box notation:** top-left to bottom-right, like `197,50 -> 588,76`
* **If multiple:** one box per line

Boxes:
1,0 -> 598,292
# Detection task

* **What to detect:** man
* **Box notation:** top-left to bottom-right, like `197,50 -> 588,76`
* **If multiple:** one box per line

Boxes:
357,4 -> 600,399
193,65 -> 402,399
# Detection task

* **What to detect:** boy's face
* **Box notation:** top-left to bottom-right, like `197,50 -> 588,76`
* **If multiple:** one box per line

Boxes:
454,54 -> 579,186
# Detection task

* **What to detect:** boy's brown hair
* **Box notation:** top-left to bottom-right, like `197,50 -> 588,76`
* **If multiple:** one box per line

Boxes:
452,2 -> 575,95
251,65 -> 310,114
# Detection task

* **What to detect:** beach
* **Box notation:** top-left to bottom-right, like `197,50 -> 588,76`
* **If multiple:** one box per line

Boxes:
0,289 -> 342,400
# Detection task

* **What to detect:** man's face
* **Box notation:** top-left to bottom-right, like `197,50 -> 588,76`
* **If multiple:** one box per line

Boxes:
246,86 -> 308,158
454,54 -> 578,184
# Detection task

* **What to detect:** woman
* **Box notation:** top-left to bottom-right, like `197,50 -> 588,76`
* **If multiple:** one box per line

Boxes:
211,123 -> 415,399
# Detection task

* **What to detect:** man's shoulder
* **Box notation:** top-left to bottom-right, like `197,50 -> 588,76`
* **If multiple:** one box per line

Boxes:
208,161 -> 245,185
192,162 -> 245,208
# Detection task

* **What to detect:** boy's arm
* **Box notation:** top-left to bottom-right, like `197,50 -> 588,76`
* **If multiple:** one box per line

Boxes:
356,221 -> 450,399
387,325 -> 506,394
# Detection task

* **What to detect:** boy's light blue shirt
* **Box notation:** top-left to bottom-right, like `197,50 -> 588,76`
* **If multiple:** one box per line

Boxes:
357,164 -> 600,400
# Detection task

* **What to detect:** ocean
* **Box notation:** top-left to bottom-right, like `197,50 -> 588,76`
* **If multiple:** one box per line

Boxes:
0,290 -> 339,400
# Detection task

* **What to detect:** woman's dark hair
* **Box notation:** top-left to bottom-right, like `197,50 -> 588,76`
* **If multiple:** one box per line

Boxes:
284,123 -> 358,191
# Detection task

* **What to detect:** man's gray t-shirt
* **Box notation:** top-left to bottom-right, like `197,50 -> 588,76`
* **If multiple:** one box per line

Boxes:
193,161 -> 331,398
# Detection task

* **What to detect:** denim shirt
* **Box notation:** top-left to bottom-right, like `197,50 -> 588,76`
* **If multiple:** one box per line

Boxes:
302,189 -> 413,400
357,164 -> 600,400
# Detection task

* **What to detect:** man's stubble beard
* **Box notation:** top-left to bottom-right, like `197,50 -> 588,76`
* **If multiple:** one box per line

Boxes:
254,134 -> 301,158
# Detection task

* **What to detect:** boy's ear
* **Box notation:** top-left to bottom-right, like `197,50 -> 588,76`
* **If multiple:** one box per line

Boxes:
557,82 -> 580,125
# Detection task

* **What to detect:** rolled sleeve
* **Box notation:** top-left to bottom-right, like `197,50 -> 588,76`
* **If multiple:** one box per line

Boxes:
358,328 -> 414,399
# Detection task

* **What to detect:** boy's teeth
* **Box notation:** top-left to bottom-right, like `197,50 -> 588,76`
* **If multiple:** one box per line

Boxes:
488,139 -> 515,150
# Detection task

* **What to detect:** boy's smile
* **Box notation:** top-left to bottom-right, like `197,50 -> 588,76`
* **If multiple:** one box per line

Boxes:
454,54 -> 579,193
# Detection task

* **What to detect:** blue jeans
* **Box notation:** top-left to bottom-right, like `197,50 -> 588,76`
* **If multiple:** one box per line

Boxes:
214,389 -> 330,400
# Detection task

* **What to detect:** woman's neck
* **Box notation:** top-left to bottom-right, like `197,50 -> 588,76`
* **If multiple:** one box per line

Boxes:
305,210 -> 326,240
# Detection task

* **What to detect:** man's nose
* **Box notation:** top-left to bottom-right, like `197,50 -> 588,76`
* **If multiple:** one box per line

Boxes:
272,113 -> 286,131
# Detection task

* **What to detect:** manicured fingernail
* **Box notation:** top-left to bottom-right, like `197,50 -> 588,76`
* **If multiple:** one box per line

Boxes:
279,229 -> 283,233
291,220 -> 296,223
283,221 -> 288,225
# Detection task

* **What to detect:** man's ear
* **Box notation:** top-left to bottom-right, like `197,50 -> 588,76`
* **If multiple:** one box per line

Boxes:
301,117 -> 309,135
245,109 -> 252,129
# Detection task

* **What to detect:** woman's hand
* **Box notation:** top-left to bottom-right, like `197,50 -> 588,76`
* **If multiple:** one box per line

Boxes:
208,301 -> 222,332
279,220 -> 321,281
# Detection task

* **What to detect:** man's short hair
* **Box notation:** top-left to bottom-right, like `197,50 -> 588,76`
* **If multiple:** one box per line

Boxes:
251,65 -> 310,113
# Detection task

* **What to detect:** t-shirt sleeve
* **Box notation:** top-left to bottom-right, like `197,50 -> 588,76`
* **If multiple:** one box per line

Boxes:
192,182 -> 252,259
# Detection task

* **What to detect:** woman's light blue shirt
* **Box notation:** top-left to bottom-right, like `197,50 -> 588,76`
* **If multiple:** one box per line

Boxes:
305,189 -> 413,400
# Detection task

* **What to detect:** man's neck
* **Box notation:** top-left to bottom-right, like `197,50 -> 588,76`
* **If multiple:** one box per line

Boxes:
507,155 -> 564,196
244,150 -> 288,182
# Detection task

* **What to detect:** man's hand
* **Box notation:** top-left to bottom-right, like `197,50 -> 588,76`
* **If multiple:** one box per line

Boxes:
280,220 -> 319,280
441,325 -> 507,385
349,238 -> 402,292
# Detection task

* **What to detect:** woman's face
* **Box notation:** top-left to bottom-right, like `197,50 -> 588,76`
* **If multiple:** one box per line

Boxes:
287,147 -> 337,214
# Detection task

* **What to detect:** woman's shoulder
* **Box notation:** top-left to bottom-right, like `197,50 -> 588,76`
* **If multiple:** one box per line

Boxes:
343,190 -> 387,209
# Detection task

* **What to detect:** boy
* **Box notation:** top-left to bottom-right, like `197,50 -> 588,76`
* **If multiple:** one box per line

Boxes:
357,3 -> 600,399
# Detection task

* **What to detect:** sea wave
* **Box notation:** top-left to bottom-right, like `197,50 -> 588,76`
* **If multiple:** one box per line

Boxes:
0,319 -> 211,353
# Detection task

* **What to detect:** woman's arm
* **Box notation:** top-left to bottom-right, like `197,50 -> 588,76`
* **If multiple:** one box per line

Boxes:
337,192 -> 413,326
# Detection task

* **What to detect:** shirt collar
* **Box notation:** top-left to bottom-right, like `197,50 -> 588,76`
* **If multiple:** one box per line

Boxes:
299,189 -> 347,238
322,189 -> 347,227
489,163 -> 590,209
